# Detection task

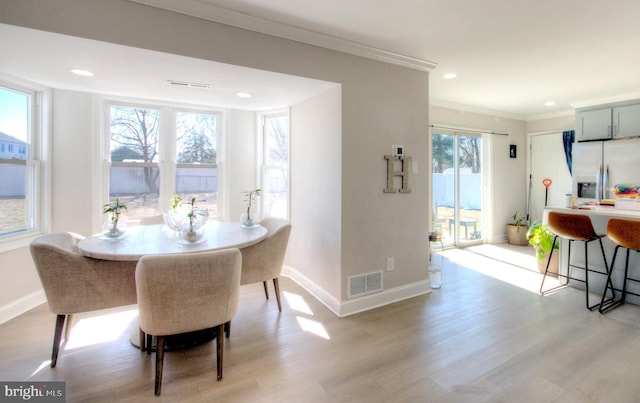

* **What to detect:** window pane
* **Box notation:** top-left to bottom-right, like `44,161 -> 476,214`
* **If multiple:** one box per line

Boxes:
264,167 -> 287,218
176,112 -> 217,164
175,166 -> 218,218
110,106 -> 160,219
175,112 -> 218,217
109,165 -> 160,218
265,116 -> 288,166
263,114 -> 289,218
0,87 -> 30,236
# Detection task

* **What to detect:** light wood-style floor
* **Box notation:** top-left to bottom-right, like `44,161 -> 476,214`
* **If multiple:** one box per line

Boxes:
3,246 -> 640,402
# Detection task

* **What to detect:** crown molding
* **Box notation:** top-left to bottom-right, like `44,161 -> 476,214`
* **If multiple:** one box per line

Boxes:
570,92 -> 640,109
429,98 -> 526,121
130,0 -> 437,72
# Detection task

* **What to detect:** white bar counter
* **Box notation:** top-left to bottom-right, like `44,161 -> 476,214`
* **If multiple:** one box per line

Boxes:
543,205 -> 640,306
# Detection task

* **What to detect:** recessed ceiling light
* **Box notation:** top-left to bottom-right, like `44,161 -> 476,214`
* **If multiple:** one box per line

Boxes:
443,72 -> 457,79
544,101 -> 556,106
70,69 -> 94,77
236,92 -> 253,98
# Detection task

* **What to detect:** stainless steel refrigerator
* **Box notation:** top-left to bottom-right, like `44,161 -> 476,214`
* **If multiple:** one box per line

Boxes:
572,137 -> 640,203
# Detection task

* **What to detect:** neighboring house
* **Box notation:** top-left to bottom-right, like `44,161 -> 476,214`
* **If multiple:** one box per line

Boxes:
0,132 -> 27,160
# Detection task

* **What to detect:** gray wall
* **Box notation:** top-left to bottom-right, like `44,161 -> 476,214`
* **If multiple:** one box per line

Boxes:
0,0 -> 431,318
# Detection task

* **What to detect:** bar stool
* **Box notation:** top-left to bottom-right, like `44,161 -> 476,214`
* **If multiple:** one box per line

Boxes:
540,212 -> 615,310
599,218 -> 640,314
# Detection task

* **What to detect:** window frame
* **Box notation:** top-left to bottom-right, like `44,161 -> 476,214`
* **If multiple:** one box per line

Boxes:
0,76 -> 51,252
100,98 -> 223,225
259,109 -> 290,220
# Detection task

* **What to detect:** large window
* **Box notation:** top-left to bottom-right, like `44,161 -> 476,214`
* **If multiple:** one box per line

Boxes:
175,111 -> 218,216
431,130 -> 485,247
261,111 -> 289,219
0,82 -> 45,241
109,105 -> 160,219
106,102 -> 220,221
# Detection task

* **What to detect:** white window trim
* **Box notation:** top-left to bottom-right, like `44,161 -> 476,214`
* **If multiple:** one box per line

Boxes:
0,75 -> 51,252
258,108 -> 290,219
96,96 -> 225,230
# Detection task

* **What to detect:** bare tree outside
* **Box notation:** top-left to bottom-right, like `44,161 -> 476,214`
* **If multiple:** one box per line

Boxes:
176,112 -> 217,164
175,111 -> 219,217
110,106 -> 160,193
264,114 -> 289,218
459,136 -> 481,173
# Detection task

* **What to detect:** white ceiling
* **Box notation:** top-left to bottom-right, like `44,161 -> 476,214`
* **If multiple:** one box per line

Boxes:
132,0 -> 640,120
0,24 -> 337,111
3,1 -> 640,119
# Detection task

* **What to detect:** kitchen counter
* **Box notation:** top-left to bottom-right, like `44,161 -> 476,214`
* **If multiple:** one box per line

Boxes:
543,205 -> 640,306
544,205 -> 640,220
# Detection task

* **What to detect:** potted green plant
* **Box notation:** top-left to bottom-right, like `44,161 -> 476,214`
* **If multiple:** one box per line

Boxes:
102,197 -> 127,238
506,211 -> 528,245
241,188 -> 261,228
526,220 -> 559,275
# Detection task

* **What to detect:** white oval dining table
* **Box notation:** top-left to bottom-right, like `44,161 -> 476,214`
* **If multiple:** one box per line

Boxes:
77,221 -> 267,261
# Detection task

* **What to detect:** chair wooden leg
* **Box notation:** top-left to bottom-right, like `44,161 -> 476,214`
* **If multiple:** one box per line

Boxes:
273,278 -> 282,312
146,334 -> 153,355
154,336 -> 165,396
139,328 -> 145,352
216,324 -> 224,381
224,321 -> 230,339
263,281 -> 269,300
51,314 -> 66,368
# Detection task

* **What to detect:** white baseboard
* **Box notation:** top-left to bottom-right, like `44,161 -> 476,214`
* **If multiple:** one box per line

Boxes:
282,265 -> 431,318
0,290 -> 46,325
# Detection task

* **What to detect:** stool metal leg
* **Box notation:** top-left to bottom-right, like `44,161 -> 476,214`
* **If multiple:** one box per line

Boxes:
540,235 -> 614,311
540,236 -> 568,295
593,238 -> 616,311
600,245 -> 628,314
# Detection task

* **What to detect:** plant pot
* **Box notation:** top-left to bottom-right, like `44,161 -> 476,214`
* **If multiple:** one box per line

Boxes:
537,250 -> 559,277
241,212 -> 259,228
102,219 -> 127,239
506,224 -> 528,245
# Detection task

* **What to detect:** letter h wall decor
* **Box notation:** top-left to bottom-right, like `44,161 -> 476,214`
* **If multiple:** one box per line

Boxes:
384,155 -> 411,193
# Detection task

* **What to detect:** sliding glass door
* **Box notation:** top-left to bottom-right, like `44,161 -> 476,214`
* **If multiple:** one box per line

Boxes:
431,131 -> 484,247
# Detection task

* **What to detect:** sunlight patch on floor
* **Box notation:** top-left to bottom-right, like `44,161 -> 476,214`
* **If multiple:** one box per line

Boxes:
283,291 -> 313,315
30,361 -> 53,378
296,317 -> 330,340
443,248 -> 561,294
65,308 -> 138,350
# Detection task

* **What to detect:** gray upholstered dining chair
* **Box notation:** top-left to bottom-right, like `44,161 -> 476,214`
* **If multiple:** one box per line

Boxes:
240,217 -> 292,312
29,232 -> 138,367
135,248 -> 242,396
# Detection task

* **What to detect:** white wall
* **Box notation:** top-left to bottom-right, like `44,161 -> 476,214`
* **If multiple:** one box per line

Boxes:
0,0 -> 433,318
287,86 -> 342,299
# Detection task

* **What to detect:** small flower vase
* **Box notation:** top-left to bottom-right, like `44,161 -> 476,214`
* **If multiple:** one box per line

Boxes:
240,212 -> 259,228
102,218 -> 126,238
179,221 -> 204,243
163,211 -> 186,232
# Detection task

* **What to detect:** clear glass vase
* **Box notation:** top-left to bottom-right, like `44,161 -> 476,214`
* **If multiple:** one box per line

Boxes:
179,221 -> 205,243
102,219 -> 127,238
240,212 -> 259,228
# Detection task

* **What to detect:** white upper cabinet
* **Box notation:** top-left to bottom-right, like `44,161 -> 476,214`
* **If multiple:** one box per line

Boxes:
613,104 -> 640,139
576,100 -> 640,142
576,108 -> 612,141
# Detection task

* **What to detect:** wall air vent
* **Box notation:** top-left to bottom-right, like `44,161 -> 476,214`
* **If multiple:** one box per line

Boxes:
167,80 -> 211,89
348,271 -> 383,299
